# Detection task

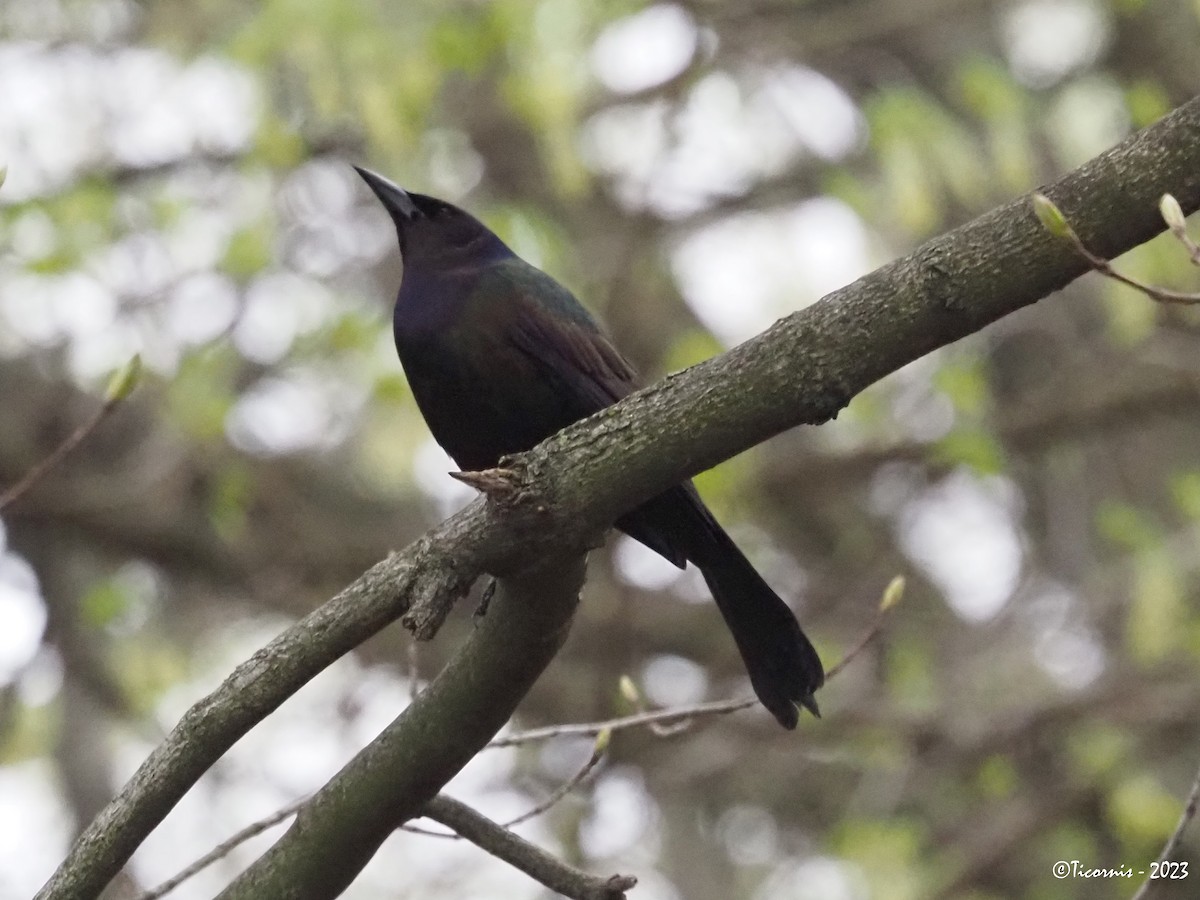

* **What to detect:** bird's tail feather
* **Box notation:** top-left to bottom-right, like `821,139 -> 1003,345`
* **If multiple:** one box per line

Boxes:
696,527 -> 824,729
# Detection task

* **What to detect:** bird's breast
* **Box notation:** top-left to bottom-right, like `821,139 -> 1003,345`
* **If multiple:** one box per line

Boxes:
392,262 -> 592,468
395,325 -> 557,470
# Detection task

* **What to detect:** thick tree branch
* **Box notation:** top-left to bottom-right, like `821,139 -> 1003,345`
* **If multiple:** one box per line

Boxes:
36,94 -> 1200,900
215,555 -> 587,899
140,577 -> 893,898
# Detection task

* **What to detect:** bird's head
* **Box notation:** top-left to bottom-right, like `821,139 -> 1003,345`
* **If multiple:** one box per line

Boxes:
353,166 -> 511,270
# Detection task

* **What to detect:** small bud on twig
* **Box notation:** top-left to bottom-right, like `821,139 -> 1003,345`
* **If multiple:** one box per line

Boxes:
593,728 -> 611,754
1158,193 -> 1200,266
104,354 -> 143,404
1032,193 -> 1074,239
1160,194 -> 1187,234
618,675 -> 641,706
1,353 -> 142,510
880,575 -> 906,611
1035,193 -> 1200,302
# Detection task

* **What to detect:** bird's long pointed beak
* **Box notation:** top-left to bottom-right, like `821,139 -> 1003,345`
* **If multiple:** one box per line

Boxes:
353,165 -> 419,221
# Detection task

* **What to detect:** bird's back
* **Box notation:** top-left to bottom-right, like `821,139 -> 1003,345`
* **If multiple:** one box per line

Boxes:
394,256 -> 637,471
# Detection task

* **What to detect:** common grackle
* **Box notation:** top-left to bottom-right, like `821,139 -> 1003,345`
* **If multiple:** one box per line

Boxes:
355,166 -> 824,728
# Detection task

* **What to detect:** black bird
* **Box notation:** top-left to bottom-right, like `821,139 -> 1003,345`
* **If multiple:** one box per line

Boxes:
355,166 -> 824,728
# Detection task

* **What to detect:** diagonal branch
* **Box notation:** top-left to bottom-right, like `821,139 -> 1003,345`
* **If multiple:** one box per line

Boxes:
1130,754 -> 1200,900
422,795 -> 637,900
0,355 -> 141,511
216,554 -> 589,899
35,94 -> 1200,900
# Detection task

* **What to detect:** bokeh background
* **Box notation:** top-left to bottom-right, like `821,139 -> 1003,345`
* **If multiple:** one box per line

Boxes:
2,1 -> 1200,898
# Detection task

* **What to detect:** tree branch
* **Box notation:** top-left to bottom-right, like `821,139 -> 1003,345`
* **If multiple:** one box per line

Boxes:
1130,753 -> 1200,900
0,355 -> 141,511
136,799 -> 306,900
35,94 -> 1200,900
145,733 -> 608,898
422,796 -> 637,900
215,554 -> 587,898
147,576 -> 896,900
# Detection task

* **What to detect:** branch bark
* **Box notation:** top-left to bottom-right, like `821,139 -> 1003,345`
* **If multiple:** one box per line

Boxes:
421,796 -> 637,900
216,554 -> 587,898
35,94 -> 1200,900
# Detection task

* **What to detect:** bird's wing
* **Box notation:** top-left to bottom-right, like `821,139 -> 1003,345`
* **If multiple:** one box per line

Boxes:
507,291 -> 639,411
508,285 -> 691,568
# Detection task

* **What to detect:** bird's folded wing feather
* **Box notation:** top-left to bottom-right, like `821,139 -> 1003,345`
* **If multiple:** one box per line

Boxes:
507,295 -> 639,411
508,290 -> 697,569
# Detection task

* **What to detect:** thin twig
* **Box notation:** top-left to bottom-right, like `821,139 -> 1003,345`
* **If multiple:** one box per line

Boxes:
618,675 -> 706,738
423,795 -> 636,900
0,403 -> 112,511
825,603 -> 890,680
1032,193 -> 1200,304
137,798 -> 307,900
0,355 -> 141,511
1172,231 -> 1200,267
492,582 -> 899,748
501,736 -> 608,831
397,820 -> 458,839
1130,756 -> 1200,900
1071,240 -> 1200,304
1160,194 -> 1200,266
403,734 -> 609,838
489,697 -> 757,747
148,747 -> 611,897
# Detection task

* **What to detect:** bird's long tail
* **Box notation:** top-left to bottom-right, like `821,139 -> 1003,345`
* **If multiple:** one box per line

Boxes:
694,524 -> 824,729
